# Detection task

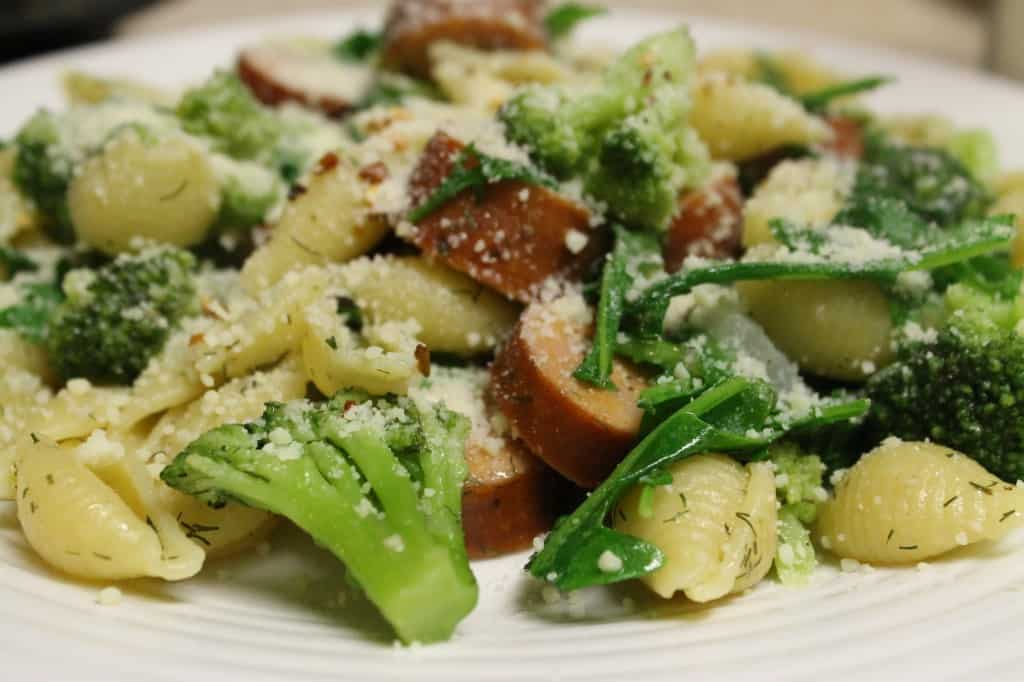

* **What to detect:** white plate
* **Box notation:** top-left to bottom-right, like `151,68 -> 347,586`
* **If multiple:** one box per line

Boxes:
4,7 -> 1024,681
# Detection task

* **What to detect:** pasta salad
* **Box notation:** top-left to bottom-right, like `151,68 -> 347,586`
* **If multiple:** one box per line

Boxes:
2,0 -> 1023,646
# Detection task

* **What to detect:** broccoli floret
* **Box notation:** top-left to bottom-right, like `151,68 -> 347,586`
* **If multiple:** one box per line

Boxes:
13,102 -> 178,243
210,155 -> 284,231
46,246 -> 197,383
499,28 -> 709,230
177,72 -> 283,162
767,442 -> 825,585
178,73 -> 347,190
12,111 -> 73,242
868,289 -> 1024,482
160,391 -> 478,644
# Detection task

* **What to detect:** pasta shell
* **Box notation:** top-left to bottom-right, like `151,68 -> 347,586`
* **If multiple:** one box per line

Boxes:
817,439 -> 1024,564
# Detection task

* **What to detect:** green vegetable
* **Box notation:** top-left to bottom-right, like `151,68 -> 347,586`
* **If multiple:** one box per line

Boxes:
0,246 -> 38,279
528,377 -> 867,591
574,228 -> 658,388
543,2 -> 607,40
333,29 -> 381,62
769,442 -> 825,524
12,111 -> 73,242
407,144 -> 555,222
160,391 -> 478,644
752,53 -> 890,113
753,53 -> 791,95
357,72 -> 441,110
630,334 -> 737,432
0,282 -> 63,344
46,246 -> 197,383
946,128 -> 999,183
177,72 -> 282,161
775,509 -> 816,585
212,157 -> 284,231
630,215 -> 1016,335
855,131 -> 991,225
830,197 -> 935,249
499,28 -> 709,230
868,284 -> 1024,482
798,76 -> 891,113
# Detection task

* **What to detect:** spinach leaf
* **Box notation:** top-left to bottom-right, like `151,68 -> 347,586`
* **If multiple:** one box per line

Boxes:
528,376 -> 870,590
857,134 -> 991,225
407,144 -> 556,222
0,246 -> 38,278
357,73 -> 441,109
0,282 -> 62,344
544,3 -> 607,40
753,54 -> 890,113
629,215 -> 1015,335
831,196 -> 937,249
798,76 -> 891,113
932,253 -> 1022,300
754,53 -> 792,96
574,228 -> 657,388
527,377 -> 774,590
333,29 -> 381,62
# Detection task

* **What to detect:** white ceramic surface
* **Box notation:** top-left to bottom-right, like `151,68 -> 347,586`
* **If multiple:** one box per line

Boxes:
3,8 -> 1024,681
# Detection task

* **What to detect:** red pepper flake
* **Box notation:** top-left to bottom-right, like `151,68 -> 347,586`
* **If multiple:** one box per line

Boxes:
358,161 -> 389,184
343,400 -> 358,413
415,343 -> 431,376
188,333 -> 205,347
316,152 -> 339,174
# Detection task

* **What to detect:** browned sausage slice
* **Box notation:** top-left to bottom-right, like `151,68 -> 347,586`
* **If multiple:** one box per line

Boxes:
490,296 -> 648,488
820,114 -> 864,160
463,436 -> 574,559
380,0 -> 548,79
662,174 -> 744,271
405,131 -> 605,303
237,41 -> 371,117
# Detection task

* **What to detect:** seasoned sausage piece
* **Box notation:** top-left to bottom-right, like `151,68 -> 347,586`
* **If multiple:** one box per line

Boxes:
463,436 -> 574,559
662,174 -> 744,271
490,296 -> 647,488
380,0 -> 548,79
405,131 -> 604,303
237,41 -> 372,117
409,367 -> 573,557
820,114 -> 864,160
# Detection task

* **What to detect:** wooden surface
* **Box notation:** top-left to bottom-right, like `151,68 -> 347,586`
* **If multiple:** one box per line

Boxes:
118,0 -> 989,67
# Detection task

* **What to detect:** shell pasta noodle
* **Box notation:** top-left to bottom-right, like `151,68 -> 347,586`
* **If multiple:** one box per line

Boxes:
741,158 -> 849,247
333,255 -> 520,354
239,159 -> 389,290
817,440 -> 1024,564
3,0 -> 1024,651
67,129 -> 221,254
614,454 -> 777,601
690,73 -> 830,161
17,436 -> 204,580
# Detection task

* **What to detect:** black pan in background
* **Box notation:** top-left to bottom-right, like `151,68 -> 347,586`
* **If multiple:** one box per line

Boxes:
0,0 -> 159,63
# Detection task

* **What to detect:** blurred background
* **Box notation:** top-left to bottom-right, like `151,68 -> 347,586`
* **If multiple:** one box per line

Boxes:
1,0 -> 1020,78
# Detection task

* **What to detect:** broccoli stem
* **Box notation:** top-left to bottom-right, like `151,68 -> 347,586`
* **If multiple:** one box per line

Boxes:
162,398 -> 478,644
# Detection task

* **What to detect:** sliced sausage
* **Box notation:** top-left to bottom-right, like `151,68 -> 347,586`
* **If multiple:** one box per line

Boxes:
380,0 -> 548,79
237,41 -> 372,117
405,131 -> 605,303
463,435 -> 576,559
490,296 -> 648,488
820,114 -> 864,160
662,174 -> 744,271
